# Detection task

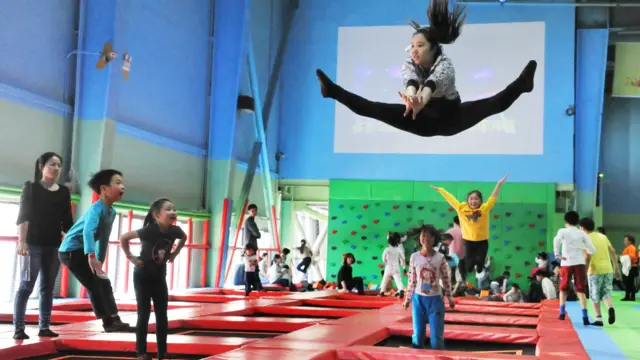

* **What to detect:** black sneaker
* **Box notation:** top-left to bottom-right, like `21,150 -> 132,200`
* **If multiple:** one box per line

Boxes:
38,329 -> 59,337
378,292 -> 385,297
558,314 -> 566,321
590,320 -> 604,327
13,330 -> 29,340
608,307 -> 616,325
583,317 -> 590,326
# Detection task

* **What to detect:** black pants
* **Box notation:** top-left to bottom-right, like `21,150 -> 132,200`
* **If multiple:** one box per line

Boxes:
322,61 -> 534,137
297,257 -> 312,274
455,258 -> 468,285
244,271 -> 261,296
345,277 -> 365,295
623,267 -> 638,300
133,271 -> 168,357
464,240 -> 489,274
58,250 -> 118,319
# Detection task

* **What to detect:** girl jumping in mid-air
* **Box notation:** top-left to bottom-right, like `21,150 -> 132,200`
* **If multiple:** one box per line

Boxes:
379,232 -> 407,297
119,198 -> 187,360
316,0 -> 537,138
430,174 -> 507,277
403,225 -> 454,350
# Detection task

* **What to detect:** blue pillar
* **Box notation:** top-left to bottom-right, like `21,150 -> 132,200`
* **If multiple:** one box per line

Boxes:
575,29 -> 609,218
67,0 -> 117,297
207,0 -> 249,286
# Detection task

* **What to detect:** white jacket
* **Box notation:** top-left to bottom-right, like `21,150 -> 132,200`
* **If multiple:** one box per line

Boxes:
621,255 -> 631,276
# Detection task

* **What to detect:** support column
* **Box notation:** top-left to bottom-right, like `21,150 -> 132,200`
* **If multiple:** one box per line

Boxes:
207,0 -> 249,287
68,0 -> 117,297
575,29 -> 608,218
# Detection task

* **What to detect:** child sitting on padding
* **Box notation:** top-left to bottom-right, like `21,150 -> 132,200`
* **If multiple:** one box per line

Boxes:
490,271 -> 511,295
504,283 -> 523,303
337,253 -> 365,295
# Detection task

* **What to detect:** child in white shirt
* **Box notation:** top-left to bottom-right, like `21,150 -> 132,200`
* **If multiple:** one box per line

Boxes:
379,232 -> 406,297
403,225 -> 454,350
243,243 -> 260,296
553,210 -> 596,324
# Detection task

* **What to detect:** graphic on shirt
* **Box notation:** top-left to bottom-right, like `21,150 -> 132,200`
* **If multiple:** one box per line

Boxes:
466,210 -> 482,223
419,266 -> 437,292
152,239 -> 173,264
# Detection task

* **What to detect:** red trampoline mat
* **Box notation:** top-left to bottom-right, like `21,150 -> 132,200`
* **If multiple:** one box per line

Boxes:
377,336 -> 537,355
23,351 -> 200,360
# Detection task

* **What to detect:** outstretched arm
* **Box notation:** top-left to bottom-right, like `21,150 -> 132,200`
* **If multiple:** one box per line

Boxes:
429,185 -> 461,209
491,173 -> 509,199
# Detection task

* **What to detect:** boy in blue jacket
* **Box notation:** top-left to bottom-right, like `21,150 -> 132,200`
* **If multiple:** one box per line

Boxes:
58,169 -> 128,332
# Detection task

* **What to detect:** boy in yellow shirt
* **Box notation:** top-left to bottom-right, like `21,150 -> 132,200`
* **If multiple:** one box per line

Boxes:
430,174 -> 508,276
579,217 -> 619,326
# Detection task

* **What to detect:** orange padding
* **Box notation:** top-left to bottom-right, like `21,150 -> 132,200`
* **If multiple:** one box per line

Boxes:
535,301 -> 590,359
205,348 -> 336,359
446,313 -> 538,326
455,299 -> 541,309
453,305 -> 539,317
388,323 -> 539,344
259,305 -> 362,318
337,345 -> 539,359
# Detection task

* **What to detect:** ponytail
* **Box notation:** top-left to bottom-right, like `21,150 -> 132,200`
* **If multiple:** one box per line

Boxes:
34,159 -> 42,183
144,198 -> 172,227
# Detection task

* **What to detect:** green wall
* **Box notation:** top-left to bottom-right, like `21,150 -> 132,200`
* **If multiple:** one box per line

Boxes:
327,180 -> 557,290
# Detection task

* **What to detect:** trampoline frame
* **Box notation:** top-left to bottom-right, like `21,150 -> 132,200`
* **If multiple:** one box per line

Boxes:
0,289 -> 589,360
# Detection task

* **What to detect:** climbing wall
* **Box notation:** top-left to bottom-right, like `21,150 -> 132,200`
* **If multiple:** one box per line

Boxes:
326,200 -> 548,291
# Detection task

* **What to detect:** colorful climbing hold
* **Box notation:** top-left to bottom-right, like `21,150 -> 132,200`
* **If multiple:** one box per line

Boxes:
439,213 -> 445,218
491,225 -> 497,230
493,215 -> 499,219
384,212 -> 390,217
350,245 -> 356,249
505,212 -> 512,217
331,216 -> 337,220
363,205 -> 369,209
361,225 -> 367,229
373,234 -> 379,239
448,207 -> 454,212
378,264 -> 384,269
393,222 -> 400,227
350,231 -> 357,236
372,256 -> 378,260
363,246 -> 368,250
331,274 -> 336,278
349,206 -> 355,210
338,205 -> 344,209
418,206 -> 425,211
356,215 -> 362,220
515,273 -> 522,278
505,226 -> 512,231
361,236 -> 367,240
356,260 -> 362,265
528,224 -> 535,228
406,204 -> 412,209
537,241 -> 545,247
515,246 -> 522,251
407,217 -> 413,222
537,214 -> 543,219
331,246 -> 337,250
392,205 -> 399,210
375,203 -> 380,207
341,220 -> 347,224
332,230 -> 337,234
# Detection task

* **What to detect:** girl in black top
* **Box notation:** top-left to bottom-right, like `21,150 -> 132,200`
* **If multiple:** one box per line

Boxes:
337,253 -> 364,295
119,198 -> 187,360
13,152 -> 74,340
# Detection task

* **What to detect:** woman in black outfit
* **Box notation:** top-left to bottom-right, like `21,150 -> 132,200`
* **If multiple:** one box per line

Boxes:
119,198 -> 187,360
337,253 -> 365,295
13,152 -> 74,340
316,0 -> 537,138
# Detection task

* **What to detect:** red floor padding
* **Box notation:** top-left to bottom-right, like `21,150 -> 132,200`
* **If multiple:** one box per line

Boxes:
0,292 -> 590,359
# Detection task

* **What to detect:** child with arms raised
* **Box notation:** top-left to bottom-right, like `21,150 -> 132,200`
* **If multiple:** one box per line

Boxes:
429,174 -> 508,276
119,198 -> 187,360
403,225 -> 454,350
58,169 -> 128,332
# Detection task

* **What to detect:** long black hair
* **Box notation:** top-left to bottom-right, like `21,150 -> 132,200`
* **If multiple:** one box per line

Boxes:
34,152 -> 62,182
409,0 -> 466,47
144,198 -> 172,226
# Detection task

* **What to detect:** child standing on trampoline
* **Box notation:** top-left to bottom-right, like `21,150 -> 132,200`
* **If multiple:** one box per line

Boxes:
119,198 -> 187,360
429,174 -> 508,277
58,169 -> 128,333
379,232 -> 406,297
403,225 -> 454,350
